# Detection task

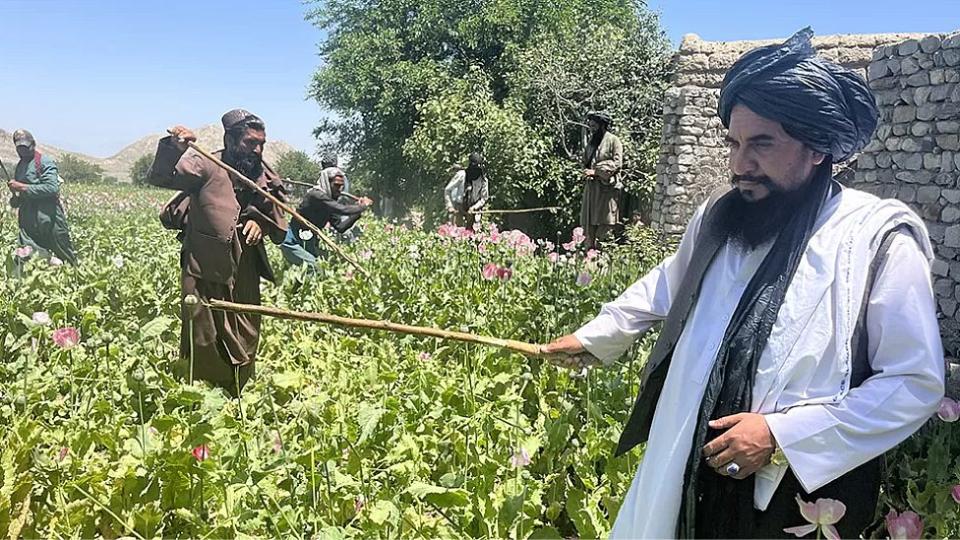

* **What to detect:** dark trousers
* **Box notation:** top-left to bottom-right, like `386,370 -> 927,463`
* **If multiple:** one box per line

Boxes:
695,457 -> 882,538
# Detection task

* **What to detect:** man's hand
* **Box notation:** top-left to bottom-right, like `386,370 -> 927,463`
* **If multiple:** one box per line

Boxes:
539,334 -> 602,369
168,125 -> 197,152
359,196 -> 373,207
582,169 -> 595,179
242,220 -> 263,245
7,181 -> 27,193
701,413 -> 776,480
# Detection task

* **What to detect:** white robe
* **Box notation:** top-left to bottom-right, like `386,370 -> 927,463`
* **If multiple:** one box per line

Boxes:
574,187 -> 945,539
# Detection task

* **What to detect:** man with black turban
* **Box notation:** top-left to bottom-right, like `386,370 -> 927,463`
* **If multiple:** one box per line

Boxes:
541,28 -> 944,538
580,111 -> 624,249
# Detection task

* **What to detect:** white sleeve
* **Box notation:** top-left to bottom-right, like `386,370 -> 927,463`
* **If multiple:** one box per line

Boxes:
764,233 -> 945,492
444,171 -> 463,210
573,204 -> 707,363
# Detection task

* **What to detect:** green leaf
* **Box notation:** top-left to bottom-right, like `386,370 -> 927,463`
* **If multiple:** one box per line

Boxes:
367,500 -> 400,526
406,482 -> 470,508
356,403 -> 386,445
528,525 -> 563,539
139,316 -> 176,340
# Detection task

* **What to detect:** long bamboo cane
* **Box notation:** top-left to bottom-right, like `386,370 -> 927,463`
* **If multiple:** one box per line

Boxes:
206,299 -> 543,356
469,206 -> 561,215
171,133 -> 370,278
281,178 -> 363,202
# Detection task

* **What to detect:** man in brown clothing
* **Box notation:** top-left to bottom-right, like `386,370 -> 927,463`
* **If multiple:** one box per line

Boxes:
148,109 -> 287,395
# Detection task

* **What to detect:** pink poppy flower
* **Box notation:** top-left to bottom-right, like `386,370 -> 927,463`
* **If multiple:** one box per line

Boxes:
571,227 -> 585,243
784,495 -> 846,540
585,249 -> 598,260
482,262 -> 499,280
343,268 -> 354,281
497,267 -> 513,281
52,327 -> 80,349
354,495 -> 365,513
937,397 -> 960,422
48,256 -> 63,267
192,444 -> 210,462
57,447 -> 69,462
418,351 -> 432,361
885,509 -> 923,540
548,252 -> 559,263
951,485 -> 960,504
576,272 -> 592,287
510,448 -> 531,468
14,245 -> 33,258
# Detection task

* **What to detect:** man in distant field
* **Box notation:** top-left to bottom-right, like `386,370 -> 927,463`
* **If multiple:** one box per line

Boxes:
280,170 -> 372,266
7,129 -> 77,264
148,109 -> 287,395
542,29 -> 944,538
579,111 -> 624,249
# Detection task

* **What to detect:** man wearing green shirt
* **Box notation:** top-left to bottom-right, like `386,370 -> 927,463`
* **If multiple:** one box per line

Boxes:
7,129 -> 77,264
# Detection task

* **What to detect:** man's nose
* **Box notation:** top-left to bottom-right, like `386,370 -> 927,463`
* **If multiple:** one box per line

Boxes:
729,147 -> 756,177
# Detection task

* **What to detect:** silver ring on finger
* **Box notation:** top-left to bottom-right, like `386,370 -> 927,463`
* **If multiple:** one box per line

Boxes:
725,462 -> 741,476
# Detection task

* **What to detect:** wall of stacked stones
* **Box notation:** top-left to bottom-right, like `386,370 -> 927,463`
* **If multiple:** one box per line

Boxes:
651,30 -> 960,362
852,32 -> 960,355
652,33 -> 924,234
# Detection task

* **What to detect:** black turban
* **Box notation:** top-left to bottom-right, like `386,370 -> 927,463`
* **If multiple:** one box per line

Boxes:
718,27 -> 879,162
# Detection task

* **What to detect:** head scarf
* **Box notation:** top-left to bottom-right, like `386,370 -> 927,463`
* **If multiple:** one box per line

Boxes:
221,108 -> 263,132
718,27 -> 879,162
13,129 -> 36,148
586,110 -> 613,127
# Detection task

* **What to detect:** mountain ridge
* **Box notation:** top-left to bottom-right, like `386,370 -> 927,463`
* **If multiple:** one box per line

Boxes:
0,125 -> 297,182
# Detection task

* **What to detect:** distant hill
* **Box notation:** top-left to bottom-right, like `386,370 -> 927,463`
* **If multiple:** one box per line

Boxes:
0,126 -> 297,182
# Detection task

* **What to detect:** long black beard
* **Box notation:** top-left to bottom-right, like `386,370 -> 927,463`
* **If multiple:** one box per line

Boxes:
224,146 -> 263,179
715,175 -> 820,249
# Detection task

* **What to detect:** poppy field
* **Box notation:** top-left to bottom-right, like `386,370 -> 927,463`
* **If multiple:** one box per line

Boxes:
0,183 -> 668,538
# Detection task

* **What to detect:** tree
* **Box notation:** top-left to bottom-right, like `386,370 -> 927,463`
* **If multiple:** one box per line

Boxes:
129,154 -> 153,186
306,0 -> 672,234
274,150 -> 322,186
58,154 -> 104,184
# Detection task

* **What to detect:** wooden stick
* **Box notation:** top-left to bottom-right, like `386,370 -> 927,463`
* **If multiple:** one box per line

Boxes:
172,134 -> 370,278
469,206 -> 561,215
206,299 -> 544,356
281,177 -> 315,188
281,178 -> 361,201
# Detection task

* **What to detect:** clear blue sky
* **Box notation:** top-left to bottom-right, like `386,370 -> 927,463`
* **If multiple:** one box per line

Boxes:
0,0 -> 956,158
648,0 -> 958,45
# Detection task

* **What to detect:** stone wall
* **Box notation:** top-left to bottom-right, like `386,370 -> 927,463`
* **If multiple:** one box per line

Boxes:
652,32 -> 926,234
851,33 -> 960,355
651,30 -> 960,361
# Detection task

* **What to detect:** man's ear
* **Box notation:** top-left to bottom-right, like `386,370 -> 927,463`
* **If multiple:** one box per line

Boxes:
811,151 -> 827,166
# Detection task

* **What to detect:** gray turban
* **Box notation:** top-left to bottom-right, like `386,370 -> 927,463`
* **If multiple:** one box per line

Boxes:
718,27 -> 879,162
221,108 -> 263,132
13,129 -> 36,148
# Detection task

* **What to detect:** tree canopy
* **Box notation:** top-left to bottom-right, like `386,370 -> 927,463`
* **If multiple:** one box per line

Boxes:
307,0 -> 672,234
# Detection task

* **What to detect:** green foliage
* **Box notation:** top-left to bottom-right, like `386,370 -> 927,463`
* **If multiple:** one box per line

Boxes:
307,0 -> 673,234
129,154 -> 153,186
57,154 -> 105,184
0,183 -> 670,537
880,421 -> 960,539
275,150 -> 323,186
